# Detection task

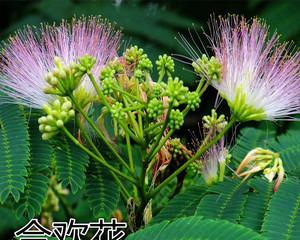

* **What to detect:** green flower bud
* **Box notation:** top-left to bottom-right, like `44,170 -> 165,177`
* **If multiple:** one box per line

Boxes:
187,91 -> 201,111
156,54 -> 175,77
147,98 -> 164,118
56,120 -> 64,128
169,109 -> 184,129
77,55 -> 96,74
192,54 -> 222,82
102,77 -> 115,96
44,56 -> 84,96
124,45 -> 146,65
39,97 -> 75,140
152,82 -> 167,98
203,109 -> 227,133
39,124 -> 45,132
165,77 -> 189,106
111,102 -> 126,121
134,69 -> 143,80
138,58 -> 153,72
170,138 -> 182,157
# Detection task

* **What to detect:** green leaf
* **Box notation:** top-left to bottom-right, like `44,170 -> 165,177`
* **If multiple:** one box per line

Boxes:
262,179 -> 300,240
0,104 -> 29,203
15,122 -> 52,219
269,131 -> 300,175
231,127 -> 276,166
54,137 -> 89,194
240,177 -> 274,231
86,161 -> 120,219
127,216 -> 265,240
195,179 -> 248,223
152,185 -> 207,224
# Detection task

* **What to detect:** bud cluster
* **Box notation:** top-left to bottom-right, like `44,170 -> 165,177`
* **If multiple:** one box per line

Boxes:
169,109 -> 184,130
192,54 -> 222,82
203,109 -> 227,133
38,98 -> 75,140
236,148 -> 285,191
44,56 -> 91,96
156,54 -> 175,77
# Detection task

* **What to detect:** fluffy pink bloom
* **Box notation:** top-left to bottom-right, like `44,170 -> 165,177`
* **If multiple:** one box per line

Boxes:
208,16 -> 300,121
201,137 -> 228,185
0,16 -> 121,108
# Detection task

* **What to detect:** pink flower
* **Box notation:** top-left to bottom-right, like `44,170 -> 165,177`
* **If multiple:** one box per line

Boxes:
186,15 -> 300,121
201,137 -> 228,185
0,16 -> 121,109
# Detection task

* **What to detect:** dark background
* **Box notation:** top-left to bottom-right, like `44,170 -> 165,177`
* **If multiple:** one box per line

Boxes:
0,0 -> 299,237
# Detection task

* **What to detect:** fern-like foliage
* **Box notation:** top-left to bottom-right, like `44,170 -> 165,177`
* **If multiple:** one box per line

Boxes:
240,177 -> 273,232
269,132 -> 300,175
127,216 -> 265,240
232,127 -> 300,175
0,104 -> 29,203
54,137 -> 89,194
15,122 -> 52,219
152,185 -> 207,224
262,179 -> 300,240
86,161 -> 120,219
195,179 -> 249,223
231,127 -> 276,166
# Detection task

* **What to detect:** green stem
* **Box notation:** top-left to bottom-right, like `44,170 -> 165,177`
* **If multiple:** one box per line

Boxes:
69,94 -> 132,174
123,96 -> 143,139
77,117 -> 131,199
146,103 -> 173,160
119,121 -> 144,145
126,133 -> 139,200
62,126 -> 137,185
144,122 -> 164,134
219,161 -> 226,182
149,117 -> 235,198
87,71 -> 110,109
146,129 -> 174,173
112,86 -> 144,104
126,133 -> 135,173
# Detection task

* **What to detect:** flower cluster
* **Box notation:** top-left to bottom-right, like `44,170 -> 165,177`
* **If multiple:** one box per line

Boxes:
190,16 -> 300,122
0,16 -> 121,108
236,148 -> 284,192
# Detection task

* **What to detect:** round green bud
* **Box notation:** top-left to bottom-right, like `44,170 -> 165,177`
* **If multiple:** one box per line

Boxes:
169,109 -> 184,129
60,111 -> 67,118
138,58 -> 153,72
56,120 -> 64,128
39,124 -> 45,132
165,77 -> 188,106
62,101 -> 72,111
134,69 -> 143,80
53,99 -> 61,108
68,109 -> 75,117
124,45 -> 146,64
38,116 -> 47,124
147,98 -> 164,118
187,91 -> 201,111
50,77 -> 58,86
111,102 -> 126,121
102,77 -> 114,96
46,115 -> 54,122
45,125 -> 52,132
156,54 -> 175,76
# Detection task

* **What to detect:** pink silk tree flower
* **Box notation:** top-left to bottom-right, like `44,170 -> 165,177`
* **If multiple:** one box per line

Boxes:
201,137 -> 229,185
190,16 -> 300,121
0,16 -> 121,109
